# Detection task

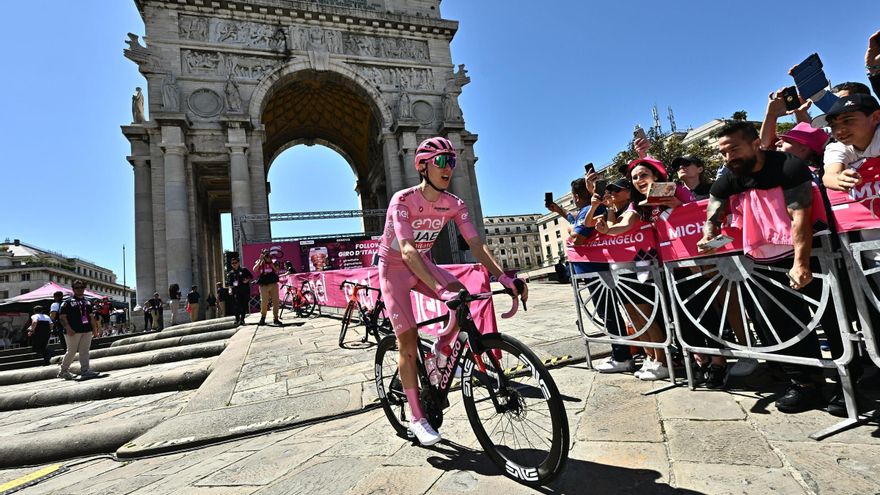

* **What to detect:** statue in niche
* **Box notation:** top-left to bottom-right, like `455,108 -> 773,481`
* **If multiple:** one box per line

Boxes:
397,84 -> 413,120
225,75 -> 242,112
271,26 -> 288,52
162,73 -> 179,111
132,87 -> 145,123
443,64 -> 470,121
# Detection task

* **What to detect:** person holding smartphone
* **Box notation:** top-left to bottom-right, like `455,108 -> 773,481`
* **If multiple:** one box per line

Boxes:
254,249 -> 282,326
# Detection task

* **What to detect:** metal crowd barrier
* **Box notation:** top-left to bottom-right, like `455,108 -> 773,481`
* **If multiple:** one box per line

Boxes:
567,194 -> 878,440
569,222 -> 681,394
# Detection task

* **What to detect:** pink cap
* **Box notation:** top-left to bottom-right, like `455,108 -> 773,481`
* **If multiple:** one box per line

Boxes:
627,157 -> 668,182
780,122 -> 829,157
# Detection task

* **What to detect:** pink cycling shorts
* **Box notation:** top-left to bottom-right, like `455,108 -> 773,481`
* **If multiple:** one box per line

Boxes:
378,257 -> 459,336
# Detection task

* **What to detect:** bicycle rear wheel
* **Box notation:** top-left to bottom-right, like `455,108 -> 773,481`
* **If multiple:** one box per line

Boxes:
296,291 -> 316,318
374,335 -> 409,437
461,333 -> 569,486
339,302 -> 356,348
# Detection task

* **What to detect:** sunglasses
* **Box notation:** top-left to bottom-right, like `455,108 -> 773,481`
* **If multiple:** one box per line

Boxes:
429,154 -> 456,170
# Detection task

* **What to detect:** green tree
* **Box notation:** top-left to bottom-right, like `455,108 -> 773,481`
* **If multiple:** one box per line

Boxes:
605,128 -> 722,180
731,110 -> 748,121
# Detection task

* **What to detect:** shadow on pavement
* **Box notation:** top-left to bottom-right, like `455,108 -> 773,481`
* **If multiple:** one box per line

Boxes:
424,440 -> 706,494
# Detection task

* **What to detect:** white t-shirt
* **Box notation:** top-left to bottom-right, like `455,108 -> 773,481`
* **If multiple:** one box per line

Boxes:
823,125 -> 880,168
50,302 -> 61,314
31,314 -> 51,324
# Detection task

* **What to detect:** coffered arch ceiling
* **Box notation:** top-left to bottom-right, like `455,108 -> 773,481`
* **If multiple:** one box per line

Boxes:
261,70 -> 382,178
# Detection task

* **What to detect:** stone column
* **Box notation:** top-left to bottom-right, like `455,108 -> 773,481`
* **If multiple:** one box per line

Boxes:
131,157 -> 155,301
248,127 -> 271,242
161,125 -> 193,292
381,132 -> 403,195
227,125 -> 251,250
401,135 -> 420,187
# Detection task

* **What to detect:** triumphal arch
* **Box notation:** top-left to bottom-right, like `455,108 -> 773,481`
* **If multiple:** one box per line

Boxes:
122,0 -> 484,302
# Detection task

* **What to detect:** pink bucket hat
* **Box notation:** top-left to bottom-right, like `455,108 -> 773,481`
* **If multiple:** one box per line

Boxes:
780,122 -> 829,156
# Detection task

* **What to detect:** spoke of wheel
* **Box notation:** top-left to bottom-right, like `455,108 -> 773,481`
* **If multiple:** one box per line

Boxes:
717,280 -> 733,340
618,280 -> 654,305
682,272 -> 722,305
617,284 -> 651,323
695,276 -> 724,322
863,266 -> 880,277
736,282 -> 754,348
742,280 -> 787,344
751,269 -> 821,307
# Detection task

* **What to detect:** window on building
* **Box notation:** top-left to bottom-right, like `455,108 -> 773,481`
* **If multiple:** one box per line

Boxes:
20,273 -> 30,281
516,226 -> 521,233
544,234 -> 549,242
0,275 -> 8,283
554,219 -> 559,225
543,224 -> 547,230
522,236 -> 527,242
505,227 -> 510,233
494,228 -> 499,234
502,260 -> 509,269
537,256 -> 542,265
512,247 -> 518,254
514,260 -> 520,268
525,257 -> 531,266
556,231 -> 562,238
524,246 -> 529,253
0,290 -> 7,299
500,238 -> 505,244
500,249 -> 506,255
510,237 -> 515,243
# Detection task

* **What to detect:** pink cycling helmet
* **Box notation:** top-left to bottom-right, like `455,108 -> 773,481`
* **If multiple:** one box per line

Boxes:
415,136 -> 456,171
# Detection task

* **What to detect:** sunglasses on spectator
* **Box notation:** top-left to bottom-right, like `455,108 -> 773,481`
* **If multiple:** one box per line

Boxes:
429,154 -> 456,170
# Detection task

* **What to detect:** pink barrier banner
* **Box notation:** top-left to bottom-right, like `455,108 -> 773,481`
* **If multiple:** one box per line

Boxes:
566,222 -> 656,263
654,200 -> 744,262
827,158 -> 880,233
283,264 -> 497,336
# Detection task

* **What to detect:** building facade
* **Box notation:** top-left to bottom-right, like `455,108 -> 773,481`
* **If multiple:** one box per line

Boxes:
483,214 -> 543,271
0,239 -> 133,303
537,192 -> 577,266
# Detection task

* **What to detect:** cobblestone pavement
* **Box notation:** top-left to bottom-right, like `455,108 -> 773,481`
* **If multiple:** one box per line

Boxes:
3,283 -> 880,494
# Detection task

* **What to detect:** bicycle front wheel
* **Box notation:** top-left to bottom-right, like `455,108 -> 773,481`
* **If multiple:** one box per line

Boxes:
462,333 -> 569,486
339,302 -> 356,347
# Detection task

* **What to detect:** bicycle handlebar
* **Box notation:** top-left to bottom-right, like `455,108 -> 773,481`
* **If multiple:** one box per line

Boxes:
437,279 -> 527,337
339,280 -> 380,292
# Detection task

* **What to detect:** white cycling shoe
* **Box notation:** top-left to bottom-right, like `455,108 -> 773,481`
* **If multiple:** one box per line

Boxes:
409,418 -> 442,446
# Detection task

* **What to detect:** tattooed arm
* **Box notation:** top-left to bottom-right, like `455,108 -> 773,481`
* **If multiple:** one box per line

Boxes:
697,194 -> 729,253
785,181 -> 814,289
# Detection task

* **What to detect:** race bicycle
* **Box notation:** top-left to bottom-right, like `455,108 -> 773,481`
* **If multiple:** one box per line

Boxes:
374,282 -> 569,486
338,281 -> 393,347
279,280 -> 317,318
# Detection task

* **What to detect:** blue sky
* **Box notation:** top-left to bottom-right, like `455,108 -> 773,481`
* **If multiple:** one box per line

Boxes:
1,0 -> 877,287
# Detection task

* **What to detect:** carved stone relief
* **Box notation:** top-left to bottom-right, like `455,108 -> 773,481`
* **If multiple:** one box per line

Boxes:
188,89 -> 224,117
182,49 -> 278,80
178,15 -> 428,61
354,64 -> 433,90
179,15 -> 287,51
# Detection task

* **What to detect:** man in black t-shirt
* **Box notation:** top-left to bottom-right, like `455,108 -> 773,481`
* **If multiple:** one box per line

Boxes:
226,257 -> 253,326
697,121 -> 824,414
57,280 -> 99,380
187,286 -> 201,323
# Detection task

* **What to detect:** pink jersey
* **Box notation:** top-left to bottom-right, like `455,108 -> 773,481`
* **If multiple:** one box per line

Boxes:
379,186 -> 478,262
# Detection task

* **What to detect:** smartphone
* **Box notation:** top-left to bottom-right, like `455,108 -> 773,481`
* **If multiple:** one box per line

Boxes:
595,180 -> 608,197
544,192 -> 554,207
702,235 -> 734,250
781,86 -> 801,111
633,125 -> 646,141
584,162 -> 594,174
790,53 -> 828,98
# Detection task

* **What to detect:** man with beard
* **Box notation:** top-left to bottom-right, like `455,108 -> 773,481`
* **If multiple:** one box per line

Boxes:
697,120 -> 826,413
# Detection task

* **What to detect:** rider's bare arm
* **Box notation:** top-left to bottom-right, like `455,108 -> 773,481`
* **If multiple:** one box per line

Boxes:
464,236 -> 503,279
399,238 -> 444,291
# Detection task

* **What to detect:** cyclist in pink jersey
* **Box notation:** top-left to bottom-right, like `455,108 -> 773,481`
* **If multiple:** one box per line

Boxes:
379,136 -> 527,446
